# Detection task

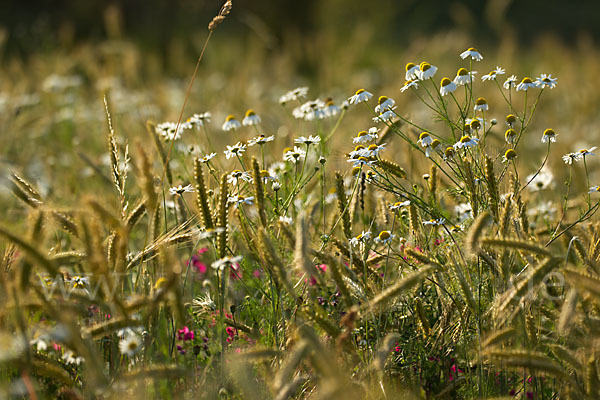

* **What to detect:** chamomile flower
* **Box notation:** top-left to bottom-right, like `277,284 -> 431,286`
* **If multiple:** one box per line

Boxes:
361,143 -> 386,157
505,114 -> 517,127
247,134 -> 275,146
279,215 -> 293,224
460,47 -> 483,61
375,230 -> 395,244
324,99 -> 341,117
474,97 -> 488,111
579,147 -> 597,157
423,218 -> 445,226
224,142 -> 247,159
279,87 -> 309,104
535,74 -> 557,89
119,334 -> 142,357
541,128 -> 557,143
502,149 -> 518,163
268,162 -> 287,177
374,96 -> 396,114
31,336 -> 48,352
349,231 -> 372,247
228,195 -> 255,207
169,184 -> 195,196
526,169 -> 554,191
481,66 -> 505,81
283,146 -> 306,163
62,351 -> 84,365
505,129 -> 517,144
589,186 -> 600,193
439,78 -> 457,96
187,112 -> 211,128
400,79 -> 419,92
347,156 -> 374,168
294,135 -> 321,145
454,68 -> 477,85
418,132 -> 434,147
228,170 -> 253,186
156,122 -> 187,141
562,152 -> 581,164
455,203 -> 473,221
222,115 -> 242,131
425,139 -> 443,157
389,200 -> 411,210
212,256 -> 243,271
416,62 -> 438,80
503,75 -> 518,89
373,109 -> 396,123
405,63 -> 420,80
198,227 -> 226,240
353,128 -> 379,144
516,77 -> 537,91
348,89 -> 373,104
443,146 -> 456,160
453,135 -> 479,150
242,109 -> 261,126
198,153 -> 217,163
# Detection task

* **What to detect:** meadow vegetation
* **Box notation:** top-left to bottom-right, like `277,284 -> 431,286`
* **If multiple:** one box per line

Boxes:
2,2 -> 600,398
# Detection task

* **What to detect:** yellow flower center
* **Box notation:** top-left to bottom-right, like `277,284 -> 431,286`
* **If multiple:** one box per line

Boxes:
379,231 -> 391,241
504,149 -> 517,160
460,135 -> 472,143
352,166 -> 361,176
355,89 -> 365,95
441,77 -> 452,87
467,47 -> 477,52
419,132 -> 430,140
354,145 -> 365,151
358,156 -> 368,162
368,144 -> 377,150
475,97 -> 487,105
420,62 -> 431,71
431,139 -> 441,148
357,131 -> 368,137
405,62 -> 416,71
543,128 -> 555,136
378,96 -> 388,104
521,77 -> 533,84
506,114 -> 517,124
226,114 -> 236,121
283,147 -> 292,153
457,68 -> 468,76
505,129 -> 517,138
245,109 -> 255,117
445,147 -> 455,157
325,100 -> 334,106
470,120 -> 481,129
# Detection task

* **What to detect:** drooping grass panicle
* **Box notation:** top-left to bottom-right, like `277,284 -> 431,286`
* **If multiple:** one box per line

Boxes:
216,173 -> 230,258
484,155 -> 499,218
9,172 -> 43,208
466,211 -> 492,256
377,159 -> 407,179
334,171 -> 352,240
136,140 -> 158,212
193,157 -> 214,229
481,238 -> 552,257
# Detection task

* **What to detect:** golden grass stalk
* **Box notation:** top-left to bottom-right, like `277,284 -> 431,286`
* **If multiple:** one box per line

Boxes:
558,289 -> 578,335
484,155 -> 499,218
126,200 -> 147,231
428,164 -> 437,204
481,238 -> 552,257
136,140 -> 157,212
10,172 -> 43,208
415,297 -> 430,337
251,157 -> 268,227
377,159 -> 407,179
273,340 -> 308,392
257,227 -> 294,296
372,333 -> 401,372
563,269 -> 600,299
216,173 -> 229,258
481,327 -> 516,348
483,349 -> 574,382
363,264 -> 436,313
50,210 -> 79,237
466,211 -> 492,256
194,157 -> 214,229
0,226 -> 58,275
334,172 -> 352,239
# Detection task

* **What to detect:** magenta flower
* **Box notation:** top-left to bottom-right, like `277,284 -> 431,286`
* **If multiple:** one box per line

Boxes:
177,326 -> 195,341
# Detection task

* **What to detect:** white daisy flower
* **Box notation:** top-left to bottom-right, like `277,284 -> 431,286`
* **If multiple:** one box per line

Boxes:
294,135 -> 321,145
279,215 -> 292,224
589,186 -> 600,193
454,68 -> 477,86
516,77 -> 538,91
242,109 -> 261,126
372,109 -> 396,123
279,87 -> 309,104
169,184 -> 195,196
481,66 -> 505,81
416,62 -> 438,80
222,114 -> 242,131
348,89 -> 373,104
212,256 -> 243,271
247,134 -> 275,146
439,78 -> 457,96
283,146 -> 306,163
474,97 -> 488,111
353,128 -> 379,144
228,195 -> 254,207
198,227 -> 226,240
198,153 -> 217,163
505,129 -> 517,144
349,230 -> 372,247
187,112 -> 211,128
324,99 -> 341,117
347,156 -> 374,168
578,147 -> 597,157
360,143 -> 386,157
418,132 -> 434,148
31,337 -> 48,352
224,142 -> 247,159
535,74 -> 557,89
453,135 -> 479,150
527,201 -> 556,218
425,139 -> 442,158
562,152 -> 581,164
423,218 -> 445,226
268,162 -> 287,177
400,79 -> 419,92
505,114 -> 518,127
62,351 -> 84,365
526,169 -> 554,191
503,75 -> 518,89
156,122 -> 187,141
460,47 -> 483,61
228,170 -> 253,186
541,128 -> 557,143
502,149 -> 518,163
374,96 -> 396,114
455,203 -> 473,222
374,230 -> 395,244
119,334 -> 142,357
405,63 -> 420,80
389,200 -> 411,210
